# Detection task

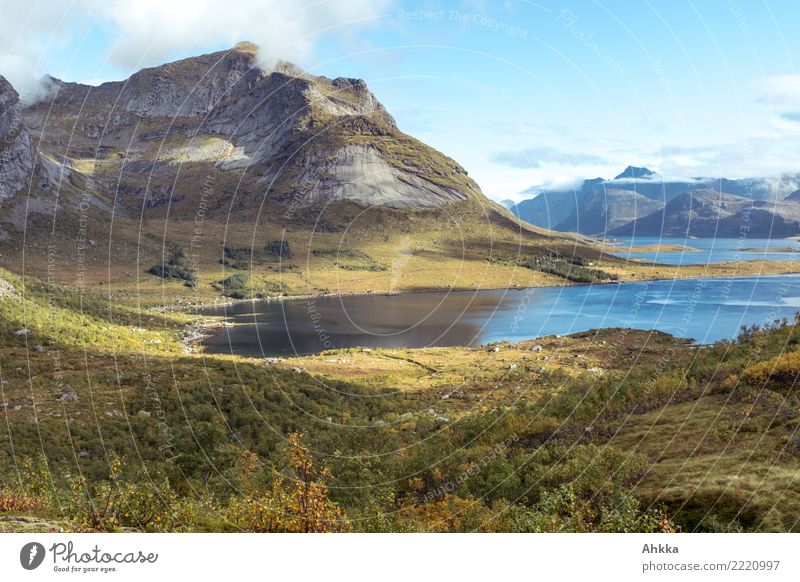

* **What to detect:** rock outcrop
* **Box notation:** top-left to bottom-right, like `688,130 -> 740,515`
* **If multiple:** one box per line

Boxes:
0,76 -> 35,202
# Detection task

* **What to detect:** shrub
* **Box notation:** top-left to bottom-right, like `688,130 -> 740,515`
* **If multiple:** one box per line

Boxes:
212,273 -> 251,299
220,241 -> 292,270
227,434 -> 349,532
148,249 -> 197,287
0,487 -> 42,512
521,255 -> 617,283
65,453 -> 182,532
507,485 -> 675,533
265,240 -> 292,258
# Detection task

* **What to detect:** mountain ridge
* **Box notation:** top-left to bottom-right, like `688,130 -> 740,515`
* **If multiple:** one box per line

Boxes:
511,167 -> 800,237
610,188 -> 800,237
0,77 -> 36,202
21,44 -> 482,213
1,44 -> 613,300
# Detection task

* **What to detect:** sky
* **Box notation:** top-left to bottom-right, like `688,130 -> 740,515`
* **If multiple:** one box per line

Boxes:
2,0 -> 800,202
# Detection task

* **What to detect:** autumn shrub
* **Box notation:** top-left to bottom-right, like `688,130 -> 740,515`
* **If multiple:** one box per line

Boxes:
226,434 -> 349,532
742,351 -> 800,391
506,484 -> 675,533
65,453 -> 183,532
395,494 -> 504,532
0,456 -> 52,512
0,487 -> 42,512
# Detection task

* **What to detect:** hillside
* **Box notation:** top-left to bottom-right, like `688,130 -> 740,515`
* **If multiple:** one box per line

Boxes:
24,44 -> 481,213
0,43 -> 645,302
611,189 -> 800,238
4,49 -> 800,302
1,269 -> 799,532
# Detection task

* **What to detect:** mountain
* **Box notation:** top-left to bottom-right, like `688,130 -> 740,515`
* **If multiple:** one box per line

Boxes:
613,165 -> 657,180
22,42 -> 480,213
610,189 -> 800,237
511,166 -> 800,236
510,169 -> 674,235
509,189 -> 580,231
554,188 -> 665,234
1,44 -> 616,299
0,77 -> 36,202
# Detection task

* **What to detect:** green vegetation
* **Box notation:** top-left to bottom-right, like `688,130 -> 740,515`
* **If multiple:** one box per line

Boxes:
261,279 -> 292,295
212,273 -> 251,299
312,248 -> 388,271
221,241 -> 293,270
265,240 -> 292,258
521,253 -> 619,283
1,271 -> 799,532
0,268 -> 184,353
148,249 -> 197,287
211,273 -> 293,299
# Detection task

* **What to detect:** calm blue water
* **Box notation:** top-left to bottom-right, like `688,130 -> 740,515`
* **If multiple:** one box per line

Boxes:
608,237 -> 800,265
200,274 -> 800,357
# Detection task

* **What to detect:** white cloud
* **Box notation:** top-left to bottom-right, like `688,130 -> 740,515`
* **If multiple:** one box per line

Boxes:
0,1 -> 84,102
771,115 -> 800,133
761,74 -> 800,111
89,0 -> 389,71
0,0 -> 389,102
491,146 -> 608,169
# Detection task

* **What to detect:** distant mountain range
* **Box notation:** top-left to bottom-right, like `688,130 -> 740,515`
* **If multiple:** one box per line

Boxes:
510,166 -> 800,237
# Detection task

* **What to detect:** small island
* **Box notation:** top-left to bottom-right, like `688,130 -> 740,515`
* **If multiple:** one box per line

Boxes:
605,243 -> 700,254
740,246 -> 798,253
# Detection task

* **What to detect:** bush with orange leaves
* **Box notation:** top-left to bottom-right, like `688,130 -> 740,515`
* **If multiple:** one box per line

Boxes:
227,433 -> 350,532
395,494 -> 506,532
0,456 -> 50,514
0,487 -> 42,513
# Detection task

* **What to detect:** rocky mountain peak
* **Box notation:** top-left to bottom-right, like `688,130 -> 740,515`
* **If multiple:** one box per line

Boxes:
613,165 -> 657,180
17,46 -> 482,213
0,75 -> 35,201
40,45 -> 267,121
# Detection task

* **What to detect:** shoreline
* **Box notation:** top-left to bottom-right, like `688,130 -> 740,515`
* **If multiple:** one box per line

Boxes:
167,261 -> 800,314
184,270 -> 800,358
176,263 -> 800,313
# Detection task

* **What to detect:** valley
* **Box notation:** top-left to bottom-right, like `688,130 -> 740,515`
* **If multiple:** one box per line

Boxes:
3,45 -> 799,308
1,42 -> 800,535
1,266 -> 799,532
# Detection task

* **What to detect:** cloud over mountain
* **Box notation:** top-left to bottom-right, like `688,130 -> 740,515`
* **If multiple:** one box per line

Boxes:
0,0 -> 388,103
91,0 -> 388,70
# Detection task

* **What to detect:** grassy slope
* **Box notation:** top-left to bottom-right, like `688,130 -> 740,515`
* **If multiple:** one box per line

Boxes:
1,269 -> 798,532
5,178 -> 799,309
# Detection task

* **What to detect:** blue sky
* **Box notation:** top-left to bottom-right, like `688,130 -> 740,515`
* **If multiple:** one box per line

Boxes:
4,0 -> 800,201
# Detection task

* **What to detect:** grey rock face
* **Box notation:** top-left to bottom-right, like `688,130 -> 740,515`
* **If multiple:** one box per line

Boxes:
0,76 -> 35,202
22,46 -> 482,214
291,144 -> 470,209
46,49 -> 267,119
